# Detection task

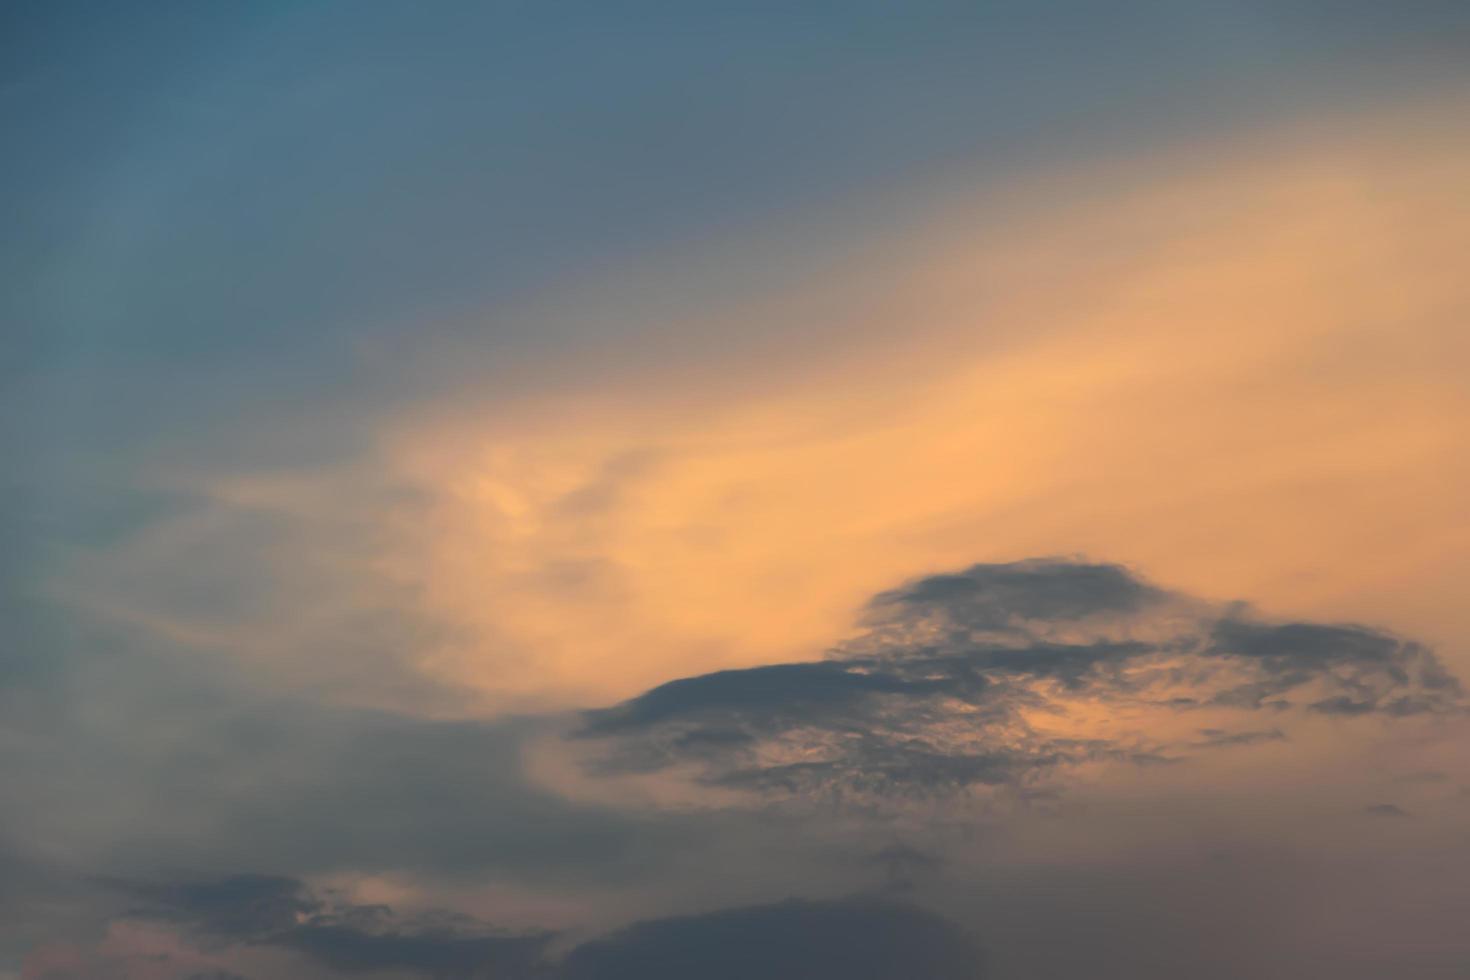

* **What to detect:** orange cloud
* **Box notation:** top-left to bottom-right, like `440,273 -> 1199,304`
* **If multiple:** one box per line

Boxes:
381,102 -> 1469,710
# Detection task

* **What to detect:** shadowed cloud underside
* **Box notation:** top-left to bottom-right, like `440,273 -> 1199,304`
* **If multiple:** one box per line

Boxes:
580,560 -> 1461,801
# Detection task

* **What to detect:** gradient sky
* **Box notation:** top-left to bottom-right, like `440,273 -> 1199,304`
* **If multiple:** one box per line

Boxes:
4,3 -> 1470,979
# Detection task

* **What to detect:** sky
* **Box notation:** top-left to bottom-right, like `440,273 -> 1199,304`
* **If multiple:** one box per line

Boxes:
3,2 -> 1469,978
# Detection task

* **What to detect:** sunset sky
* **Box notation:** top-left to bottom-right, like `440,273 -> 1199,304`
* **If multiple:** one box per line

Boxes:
4,4 -> 1469,979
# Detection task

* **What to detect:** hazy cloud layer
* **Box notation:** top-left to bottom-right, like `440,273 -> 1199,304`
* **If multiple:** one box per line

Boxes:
5,557 -> 1467,978
0,598 -> 663,895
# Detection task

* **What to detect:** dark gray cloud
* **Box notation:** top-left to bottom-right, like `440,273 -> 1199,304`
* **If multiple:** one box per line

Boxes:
120,874 -> 314,940
117,873 -> 553,980
1205,620 -> 1461,715
121,876 -> 983,980
1190,727 -> 1286,749
864,559 -> 1166,635
1363,804 -> 1411,818
559,897 -> 984,980
579,560 -> 1461,801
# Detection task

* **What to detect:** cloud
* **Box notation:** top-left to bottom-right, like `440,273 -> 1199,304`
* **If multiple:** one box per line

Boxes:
578,560 -> 1461,803
7,555 -> 1465,978
558,897 -> 984,980
0,608 -> 666,902
32,101 -> 1470,725
1190,728 -> 1286,749
116,876 -> 984,980
5,10 -> 1469,978
1205,620 -> 1461,715
864,559 -> 1167,635
114,874 -> 553,980
867,844 -> 945,894
1363,804 -> 1411,818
